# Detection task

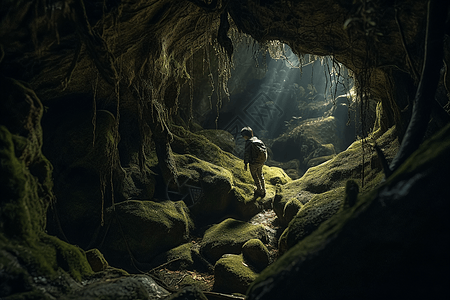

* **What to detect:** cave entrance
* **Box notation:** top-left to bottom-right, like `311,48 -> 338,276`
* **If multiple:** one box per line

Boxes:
200,41 -> 355,178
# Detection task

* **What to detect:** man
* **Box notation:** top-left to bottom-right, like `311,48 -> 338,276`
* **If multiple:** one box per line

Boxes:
241,126 -> 268,197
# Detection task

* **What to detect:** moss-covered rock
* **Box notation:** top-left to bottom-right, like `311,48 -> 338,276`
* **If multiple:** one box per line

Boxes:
213,254 -> 258,294
196,129 -> 236,153
278,187 -> 345,253
270,116 -> 342,169
151,242 -> 196,271
85,249 -> 109,273
247,124 -> 450,299
0,78 -> 94,298
200,218 -> 267,263
98,199 -> 193,271
169,125 -> 291,223
273,126 -> 399,232
242,239 -> 270,272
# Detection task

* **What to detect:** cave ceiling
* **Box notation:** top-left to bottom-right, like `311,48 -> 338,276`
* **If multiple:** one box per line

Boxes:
0,0 -> 447,132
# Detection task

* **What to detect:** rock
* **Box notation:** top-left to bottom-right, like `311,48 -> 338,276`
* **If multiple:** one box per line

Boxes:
213,254 -> 258,295
271,116 -> 342,170
201,218 -> 268,263
278,187 -> 344,254
98,200 -> 193,271
247,124 -> 450,300
150,242 -> 213,273
0,78 -> 94,298
306,154 -> 335,168
65,274 -> 170,300
85,249 -> 109,272
169,128 -> 291,223
272,196 -> 303,227
274,126 -> 399,252
196,129 -> 236,153
242,239 -> 270,272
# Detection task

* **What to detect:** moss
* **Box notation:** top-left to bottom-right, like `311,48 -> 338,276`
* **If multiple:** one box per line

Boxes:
99,200 -> 194,271
213,254 -> 258,294
85,249 -> 109,273
278,187 -> 345,253
247,124 -> 450,299
273,126 -> 398,226
0,92 -> 93,297
196,129 -> 236,153
201,218 -> 267,263
153,243 -> 195,271
168,125 -> 290,222
242,239 -> 270,272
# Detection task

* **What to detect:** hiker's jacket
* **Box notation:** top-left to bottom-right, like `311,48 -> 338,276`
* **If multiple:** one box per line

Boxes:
244,136 -> 267,165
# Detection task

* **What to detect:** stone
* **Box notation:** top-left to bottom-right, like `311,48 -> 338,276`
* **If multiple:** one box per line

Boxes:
213,254 -> 258,295
98,200 -> 193,271
200,218 -> 267,263
196,129 -> 236,153
66,275 -> 170,300
85,249 -> 109,272
242,239 -> 270,272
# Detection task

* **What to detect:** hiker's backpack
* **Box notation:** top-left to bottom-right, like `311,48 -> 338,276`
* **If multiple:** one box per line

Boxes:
251,138 -> 268,164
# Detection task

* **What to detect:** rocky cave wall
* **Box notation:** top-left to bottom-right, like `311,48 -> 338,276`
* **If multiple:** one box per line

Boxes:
1,0 -> 450,299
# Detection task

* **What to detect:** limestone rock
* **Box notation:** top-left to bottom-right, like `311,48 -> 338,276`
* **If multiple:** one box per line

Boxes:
196,129 -> 236,153
201,218 -> 267,263
242,239 -> 270,272
213,254 -> 258,295
99,200 -> 193,271
85,249 -> 109,272
278,187 -> 344,254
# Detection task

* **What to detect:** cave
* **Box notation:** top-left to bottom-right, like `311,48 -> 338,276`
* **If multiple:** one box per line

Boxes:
1,1 -> 449,299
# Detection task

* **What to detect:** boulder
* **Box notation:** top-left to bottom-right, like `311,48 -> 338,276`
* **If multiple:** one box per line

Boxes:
85,249 -> 109,272
272,196 -> 303,228
150,242 -> 213,273
242,239 -> 270,272
213,254 -> 258,295
271,116 -> 342,170
278,187 -> 345,254
98,200 -> 193,271
200,218 -> 267,263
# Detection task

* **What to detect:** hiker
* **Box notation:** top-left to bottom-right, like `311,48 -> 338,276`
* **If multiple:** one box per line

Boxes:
241,126 -> 268,197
